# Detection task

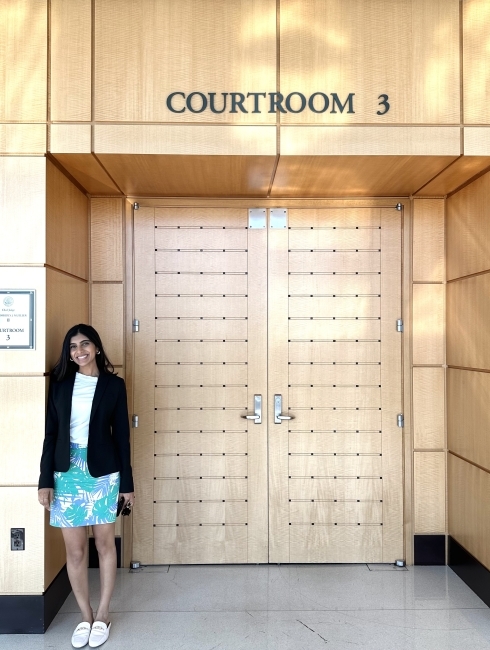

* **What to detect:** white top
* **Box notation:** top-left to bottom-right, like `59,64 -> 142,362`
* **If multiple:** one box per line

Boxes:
70,372 -> 98,445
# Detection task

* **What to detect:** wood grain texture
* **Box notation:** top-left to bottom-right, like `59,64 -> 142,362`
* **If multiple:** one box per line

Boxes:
0,0 -> 47,121
91,284 -> 124,366
463,0 -> 490,124
0,487 -> 44,593
46,268 -> 89,370
448,369 -> 490,471
50,0 -> 91,121
412,199 -> 445,282
414,451 -> 446,534
281,127 -> 460,156
446,171 -> 490,280
0,157 -> 46,264
413,367 -> 445,450
46,160 -> 89,279
0,124 -> 45,154
412,284 -> 444,365
0,377 -> 47,486
51,154 -> 122,195
50,125 -> 91,154
464,128 -> 490,155
280,0 -> 460,124
414,156 -> 490,197
94,0 -> 276,123
289,526 -> 383,563
91,198 -> 123,281
271,156 -> 458,198
447,274 -> 490,369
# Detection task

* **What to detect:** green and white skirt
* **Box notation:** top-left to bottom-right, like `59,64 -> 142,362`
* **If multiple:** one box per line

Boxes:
50,443 -> 120,528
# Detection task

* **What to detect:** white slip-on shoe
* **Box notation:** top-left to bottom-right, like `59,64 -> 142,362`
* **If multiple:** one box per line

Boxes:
89,621 -> 111,648
71,622 -> 92,648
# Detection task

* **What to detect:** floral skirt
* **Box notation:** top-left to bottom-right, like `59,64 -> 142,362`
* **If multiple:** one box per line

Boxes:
50,443 -> 120,528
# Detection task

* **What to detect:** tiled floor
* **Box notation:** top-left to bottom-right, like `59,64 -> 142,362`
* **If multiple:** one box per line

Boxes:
3,564 -> 490,649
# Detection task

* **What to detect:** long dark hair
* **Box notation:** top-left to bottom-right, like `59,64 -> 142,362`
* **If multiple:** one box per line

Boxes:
52,324 -> 114,381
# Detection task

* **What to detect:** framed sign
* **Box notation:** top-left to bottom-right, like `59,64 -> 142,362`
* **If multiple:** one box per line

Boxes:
0,290 -> 35,350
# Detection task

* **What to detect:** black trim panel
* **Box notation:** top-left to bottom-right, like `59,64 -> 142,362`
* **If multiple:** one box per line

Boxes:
449,536 -> 490,608
414,534 -> 446,565
89,536 -> 121,568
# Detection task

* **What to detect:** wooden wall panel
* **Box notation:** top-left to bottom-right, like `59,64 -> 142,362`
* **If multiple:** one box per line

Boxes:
50,0 -> 91,121
46,160 -> 89,280
0,124 -> 46,154
280,0 -> 460,124
448,454 -> 490,571
91,284 -> 124,366
414,451 -> 446,533
0,0 -> 47,121
0,487 -> 44,593
412,199 -> 445,282
0,157 -> 46,264
46,269 -> 89,370
94,0 -> 276,123
412,284 -> 444,365
91,199 -> 123,282
463,0 -> 490,124
446,171 -> 490,280
448,369 -> 490,471
464,127 -> 490,155
447,274 -> 490,369
413,367 -> 445,450
50,125 -> 91,154
0,377 -> 46,486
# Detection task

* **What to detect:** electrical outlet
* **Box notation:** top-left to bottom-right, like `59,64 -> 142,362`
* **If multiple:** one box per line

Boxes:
11,528 -> 25,551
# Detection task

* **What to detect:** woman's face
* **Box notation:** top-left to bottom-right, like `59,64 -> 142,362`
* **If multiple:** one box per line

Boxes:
69,333 -> 99,375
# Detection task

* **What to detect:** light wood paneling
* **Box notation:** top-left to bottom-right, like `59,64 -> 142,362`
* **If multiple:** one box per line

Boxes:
0,487 -> 44,593
448,369 -> 490,471
44,515 -> 65,589
289,526 -> 382,563
447,274 -> 490,369
463,0 -> 490,124
414,451 -> 446,533
413,367 -> 445,450
50,0 -> 91,121
0,157 -> 46,264
91,199 -> 123,282
52,154 -> 122,195
94,0 -> 276,123
414,156 -> 490,197
0,267 -> 46,374
281,127 -> 460,156
448,453 -> 490,571
464,128 -> 490,155
96,155 -> 276,197
271,156 -> 458,198
46,269 -> 89,370
0,377 -> 46,486
0,0 -> 47,121
0,124 -> 45,154
446,171 -> 490,280
412,284 -> 444,365
280,0 -> 460,124
91,284 -> 124,366
50,125 -> 91,154
46,160 -> 89,280
95,125 -> 276,155
412,199 -> 445,282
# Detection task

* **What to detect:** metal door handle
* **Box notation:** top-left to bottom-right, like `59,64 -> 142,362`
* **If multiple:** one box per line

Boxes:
241,394 -> 262,424
274,394 -> 294,424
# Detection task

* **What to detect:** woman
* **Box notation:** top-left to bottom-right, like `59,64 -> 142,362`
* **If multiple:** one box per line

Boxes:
38,324 -> 134,648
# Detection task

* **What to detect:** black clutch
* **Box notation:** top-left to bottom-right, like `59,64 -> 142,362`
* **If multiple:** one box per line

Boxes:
117,496 -> 132,517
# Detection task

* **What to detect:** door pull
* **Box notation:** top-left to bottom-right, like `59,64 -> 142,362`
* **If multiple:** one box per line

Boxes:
274,394 -> 294,424
241,394 -> 262,424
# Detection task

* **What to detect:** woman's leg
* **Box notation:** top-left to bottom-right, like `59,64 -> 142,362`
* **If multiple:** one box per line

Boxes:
92,522 -> 117,624
62,527 -> 93,623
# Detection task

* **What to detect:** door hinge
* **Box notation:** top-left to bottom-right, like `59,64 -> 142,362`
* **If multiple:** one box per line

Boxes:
396,318 -> 403,332
132,415 -> 139,428
395,202 -> 402,211
132,319 -> 140,332
397,414 -> 404,428
133,202 -> 140,210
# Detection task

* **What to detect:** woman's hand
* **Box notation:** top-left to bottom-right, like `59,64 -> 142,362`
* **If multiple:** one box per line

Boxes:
38,488 -> 54,511
119,492 -> 135,507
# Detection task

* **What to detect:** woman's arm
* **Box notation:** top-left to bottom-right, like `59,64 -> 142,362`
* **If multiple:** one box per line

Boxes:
38,380 -> 59,490
111,378 -> 134,494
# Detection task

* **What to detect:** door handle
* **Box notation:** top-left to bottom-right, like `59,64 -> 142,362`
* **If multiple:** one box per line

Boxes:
241,394 -> 262,424
274,394 -> 294,424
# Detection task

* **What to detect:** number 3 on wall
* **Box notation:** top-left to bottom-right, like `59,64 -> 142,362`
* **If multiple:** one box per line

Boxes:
377,94 -> 390,115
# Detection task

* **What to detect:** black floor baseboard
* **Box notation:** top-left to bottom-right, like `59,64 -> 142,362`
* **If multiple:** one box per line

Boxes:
449,536 -> 490,608
89,536 -> 121,568
0,564 -> 71,634
414,534 -> 446,565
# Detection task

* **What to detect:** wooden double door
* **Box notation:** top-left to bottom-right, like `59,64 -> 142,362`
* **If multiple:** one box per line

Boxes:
133,205 -> 403,564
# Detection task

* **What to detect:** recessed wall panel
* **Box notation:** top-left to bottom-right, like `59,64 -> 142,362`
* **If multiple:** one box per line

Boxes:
412,284 -> 444,366
413,199 -> 445,282
414,451 -> 446,534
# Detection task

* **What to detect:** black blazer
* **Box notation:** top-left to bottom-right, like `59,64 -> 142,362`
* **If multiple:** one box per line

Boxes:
38,372 -> 134,493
